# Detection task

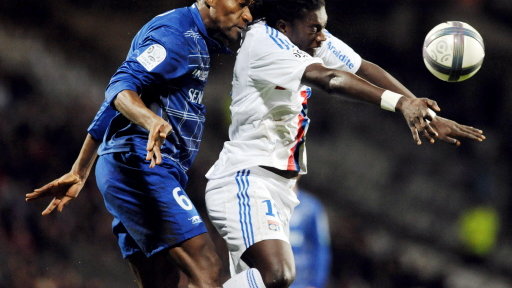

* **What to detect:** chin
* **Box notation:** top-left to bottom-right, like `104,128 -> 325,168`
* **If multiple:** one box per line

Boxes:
229,33 -> 242,42
219,29 -> 241,44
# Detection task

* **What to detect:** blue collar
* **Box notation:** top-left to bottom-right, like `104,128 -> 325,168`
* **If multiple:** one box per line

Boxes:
188,3 -> 208,36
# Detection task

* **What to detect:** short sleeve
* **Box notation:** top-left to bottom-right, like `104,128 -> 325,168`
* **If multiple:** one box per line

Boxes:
315,30 -> 362,73
247,27 -> 322,91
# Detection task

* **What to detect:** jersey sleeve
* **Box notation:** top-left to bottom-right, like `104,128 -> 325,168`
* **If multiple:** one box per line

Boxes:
104,26 -> 189,104
86,99 -> 118,141
247,27 -> 322,91
315,29 -> 362,73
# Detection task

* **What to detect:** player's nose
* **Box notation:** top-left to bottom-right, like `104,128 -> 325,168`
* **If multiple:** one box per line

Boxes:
242,6 -> 253,24
317,30 -> 327,42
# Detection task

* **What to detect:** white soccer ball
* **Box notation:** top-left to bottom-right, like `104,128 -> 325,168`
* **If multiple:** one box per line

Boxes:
423,21 -> 485,82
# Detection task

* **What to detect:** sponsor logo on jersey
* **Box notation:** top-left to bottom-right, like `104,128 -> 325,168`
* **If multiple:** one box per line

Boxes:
326,41 -> 355,70
137,44 -> 167,72
189,216 -> 202,224
192,69 -> 209,81
188,88 -> 204,104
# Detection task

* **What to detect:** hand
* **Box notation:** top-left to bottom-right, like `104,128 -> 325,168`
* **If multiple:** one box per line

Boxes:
430,116 -> 486,146
146,119 -> 173,168
25,173 -> 83,215
397,97 -> 440,145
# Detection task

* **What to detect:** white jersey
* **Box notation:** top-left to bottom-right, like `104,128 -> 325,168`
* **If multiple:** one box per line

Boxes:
206,22 -> 362,179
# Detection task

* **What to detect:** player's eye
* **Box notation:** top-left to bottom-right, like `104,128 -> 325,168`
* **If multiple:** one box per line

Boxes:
312,25 -> 324,34
239,0 -> 252,8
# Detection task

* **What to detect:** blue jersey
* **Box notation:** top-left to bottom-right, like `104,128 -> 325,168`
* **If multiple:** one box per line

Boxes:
290,190 -> 332,288
87,4 -> 229,171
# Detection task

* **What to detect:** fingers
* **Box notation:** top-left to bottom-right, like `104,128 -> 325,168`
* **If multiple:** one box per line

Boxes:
146,136 -> 156,155
153,146 -> 162,166
146,149 -> 155,162
410,118 -> 438,144
42,198 -> 60,216
57,196 -> 74,213
438,135 -> 461,146
410,127 -> 422,145
146,123 -> 165,152
26,181 -> 58,201
25,191 -> 41,201
425,122 -> 439,143
41,194 -> 76,215
459,126 -> 486,141
146,138 -> 163,168
148,146 -> 162,168
422,129 -> 436,144
146,122 -> 171,168
425,98 -> 441,112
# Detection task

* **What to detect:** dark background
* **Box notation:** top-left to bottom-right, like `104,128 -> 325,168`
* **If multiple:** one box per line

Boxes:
0,0 -> 511,287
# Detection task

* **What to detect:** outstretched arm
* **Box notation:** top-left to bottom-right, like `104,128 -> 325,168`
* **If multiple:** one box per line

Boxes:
302,63 -> 440,145
26,133 -> 99,215
356,60 -> 485,145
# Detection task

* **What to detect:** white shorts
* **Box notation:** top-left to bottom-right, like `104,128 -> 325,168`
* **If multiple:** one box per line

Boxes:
205,166 -> 300,274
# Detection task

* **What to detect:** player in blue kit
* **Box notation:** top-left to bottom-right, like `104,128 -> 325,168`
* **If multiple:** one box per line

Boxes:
26,1 -> 256,287
289,188 -> 331,288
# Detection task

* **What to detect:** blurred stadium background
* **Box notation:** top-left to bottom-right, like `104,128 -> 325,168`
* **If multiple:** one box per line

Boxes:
0,0 -> 511,287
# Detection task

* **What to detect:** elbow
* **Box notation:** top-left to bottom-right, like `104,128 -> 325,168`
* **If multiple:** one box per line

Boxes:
326,72 -> 349,94
302,64 -> 349,94
113,90 -> 138,113
113,91 -> 127,111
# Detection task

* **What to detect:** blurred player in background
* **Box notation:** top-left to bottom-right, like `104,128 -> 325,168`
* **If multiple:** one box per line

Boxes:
205,0 -> 486,287
290,183 -> 331,288
26,0 -> 256,287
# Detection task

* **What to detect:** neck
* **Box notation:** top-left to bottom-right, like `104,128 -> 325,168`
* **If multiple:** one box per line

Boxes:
197,0 -> 230,46
197,0 -> 215,30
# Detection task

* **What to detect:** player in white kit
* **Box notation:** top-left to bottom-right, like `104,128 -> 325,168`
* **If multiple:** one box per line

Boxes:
210,1 -> 486,287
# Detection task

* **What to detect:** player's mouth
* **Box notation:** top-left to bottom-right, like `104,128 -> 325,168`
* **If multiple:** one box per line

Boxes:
234,25 -> 246,33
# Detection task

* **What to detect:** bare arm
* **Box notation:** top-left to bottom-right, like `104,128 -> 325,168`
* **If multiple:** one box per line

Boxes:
302,63 -> 440,145
26,90 -> 172,214
114,90 -> 173,167
356,60 -> 485,145
356,60 -> 416,98
26,134 -> 99,215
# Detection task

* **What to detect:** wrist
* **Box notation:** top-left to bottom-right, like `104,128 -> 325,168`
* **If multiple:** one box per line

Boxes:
380,90 -> 404,112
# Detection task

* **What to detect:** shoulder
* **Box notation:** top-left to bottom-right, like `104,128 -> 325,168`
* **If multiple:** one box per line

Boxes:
138,12 -> 201,51
144,7 -> 196,40
245,22 -> 294,51
151,7 -> 193,29
243,22 -> 314,65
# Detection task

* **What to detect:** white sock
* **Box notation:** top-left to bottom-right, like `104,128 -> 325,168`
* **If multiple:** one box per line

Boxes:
223,268 -> 266,288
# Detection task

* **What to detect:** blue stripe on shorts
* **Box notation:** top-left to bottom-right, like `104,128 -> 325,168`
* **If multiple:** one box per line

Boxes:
235,170 -> 254,248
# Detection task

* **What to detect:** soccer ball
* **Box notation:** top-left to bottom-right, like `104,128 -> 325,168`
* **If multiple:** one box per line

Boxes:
423,21 -> 485,82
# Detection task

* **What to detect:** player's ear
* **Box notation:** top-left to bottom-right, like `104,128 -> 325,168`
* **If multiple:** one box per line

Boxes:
276,19 -> 288,33
205,0 -> 216,9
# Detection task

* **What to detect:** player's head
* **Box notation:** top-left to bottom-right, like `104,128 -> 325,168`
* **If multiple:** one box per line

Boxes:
200,0 -> 254,43
253,0 -> 327,56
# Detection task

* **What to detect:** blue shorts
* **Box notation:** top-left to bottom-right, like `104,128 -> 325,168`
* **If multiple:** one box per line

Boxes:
95,152 -> 207,258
